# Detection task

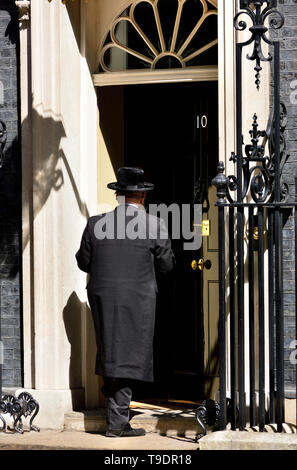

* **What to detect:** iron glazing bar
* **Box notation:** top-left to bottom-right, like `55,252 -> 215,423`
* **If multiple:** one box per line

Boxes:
248,207 -> 255,427
258,207 -> 265,431
218,205 -> 227,430
229,207 -> 236,430
268,209 -> 275,424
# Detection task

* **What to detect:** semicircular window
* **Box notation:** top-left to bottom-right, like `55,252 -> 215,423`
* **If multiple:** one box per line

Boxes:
99,0 -> 218,72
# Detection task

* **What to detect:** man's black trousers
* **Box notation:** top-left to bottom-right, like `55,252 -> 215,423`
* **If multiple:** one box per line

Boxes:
102,377 -> 134,431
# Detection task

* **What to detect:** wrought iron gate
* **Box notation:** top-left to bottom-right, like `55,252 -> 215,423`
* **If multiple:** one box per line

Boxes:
212,0 -> 297,432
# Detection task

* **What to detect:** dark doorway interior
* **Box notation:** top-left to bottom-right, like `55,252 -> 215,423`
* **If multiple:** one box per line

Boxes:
122,82 -> 218,402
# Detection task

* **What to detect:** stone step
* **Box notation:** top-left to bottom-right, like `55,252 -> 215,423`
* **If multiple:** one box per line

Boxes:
199,429 -> 297,450
64,406 -> 203,439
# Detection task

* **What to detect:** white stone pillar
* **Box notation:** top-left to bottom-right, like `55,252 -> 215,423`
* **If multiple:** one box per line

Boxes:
16,0 -> 34,391
18,0 -> 99,429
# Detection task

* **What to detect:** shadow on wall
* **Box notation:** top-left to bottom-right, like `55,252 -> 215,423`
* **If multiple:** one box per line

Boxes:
65,1 -> 125,176
203,337 -> 219,399
63,291 -> 100,410
65,0 -> 96,75
22,104 -> 92,399
63,292 -> 83,390
1,100 -> 92,396
0,1 -> 97,399
202,318 -> 219,400
1,102 -> 90,277
21,101 -> 90,252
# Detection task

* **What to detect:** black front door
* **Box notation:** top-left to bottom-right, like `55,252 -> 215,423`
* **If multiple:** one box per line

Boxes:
123,81 -> 218,402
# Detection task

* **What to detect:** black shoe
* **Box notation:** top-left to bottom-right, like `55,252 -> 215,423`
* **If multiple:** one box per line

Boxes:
106,423 -> 146,437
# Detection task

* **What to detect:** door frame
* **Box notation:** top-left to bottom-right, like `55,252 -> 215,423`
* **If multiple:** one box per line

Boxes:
93,0 -> 237,188
93,66 -> 218,86
97,78 -> 219,401
93,0 -> 238,401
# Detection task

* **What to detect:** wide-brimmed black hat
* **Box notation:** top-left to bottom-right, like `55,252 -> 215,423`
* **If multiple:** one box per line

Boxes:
107,167 -> 154,192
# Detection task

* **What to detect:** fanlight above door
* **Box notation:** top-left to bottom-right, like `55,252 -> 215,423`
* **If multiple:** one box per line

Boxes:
99,0 -> 218,72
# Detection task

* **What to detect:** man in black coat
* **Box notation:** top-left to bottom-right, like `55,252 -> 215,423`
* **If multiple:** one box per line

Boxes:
76,167 -> 175,437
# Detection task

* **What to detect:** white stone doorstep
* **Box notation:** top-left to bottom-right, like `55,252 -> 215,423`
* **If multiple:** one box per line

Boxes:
199,430 -> 297,451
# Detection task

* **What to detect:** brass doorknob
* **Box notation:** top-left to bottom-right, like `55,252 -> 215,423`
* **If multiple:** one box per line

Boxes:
191,258 -> 212,271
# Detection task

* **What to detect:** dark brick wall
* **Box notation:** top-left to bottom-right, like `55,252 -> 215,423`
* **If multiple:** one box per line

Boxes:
0,2 -> 22,387
271,0 -> 297,397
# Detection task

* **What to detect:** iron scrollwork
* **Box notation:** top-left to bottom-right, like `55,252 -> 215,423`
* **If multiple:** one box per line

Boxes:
225,103 -> 288,204
195,399 -> 220,441
266,102 -> 289,201
195,399 -> 240,440
0,413 -> 5,432
234,0 -> 284,90
0,392 -> 40,434
211,0 -> 287,433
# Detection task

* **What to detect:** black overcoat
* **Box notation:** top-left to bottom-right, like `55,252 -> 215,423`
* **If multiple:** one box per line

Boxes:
76,204 -> 175,382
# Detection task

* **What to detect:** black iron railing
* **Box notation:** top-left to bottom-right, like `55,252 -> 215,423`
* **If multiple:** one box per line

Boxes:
212,0 -> 296,432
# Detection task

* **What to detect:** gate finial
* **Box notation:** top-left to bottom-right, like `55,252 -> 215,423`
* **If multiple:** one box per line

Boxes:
212,162 -> 229,206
